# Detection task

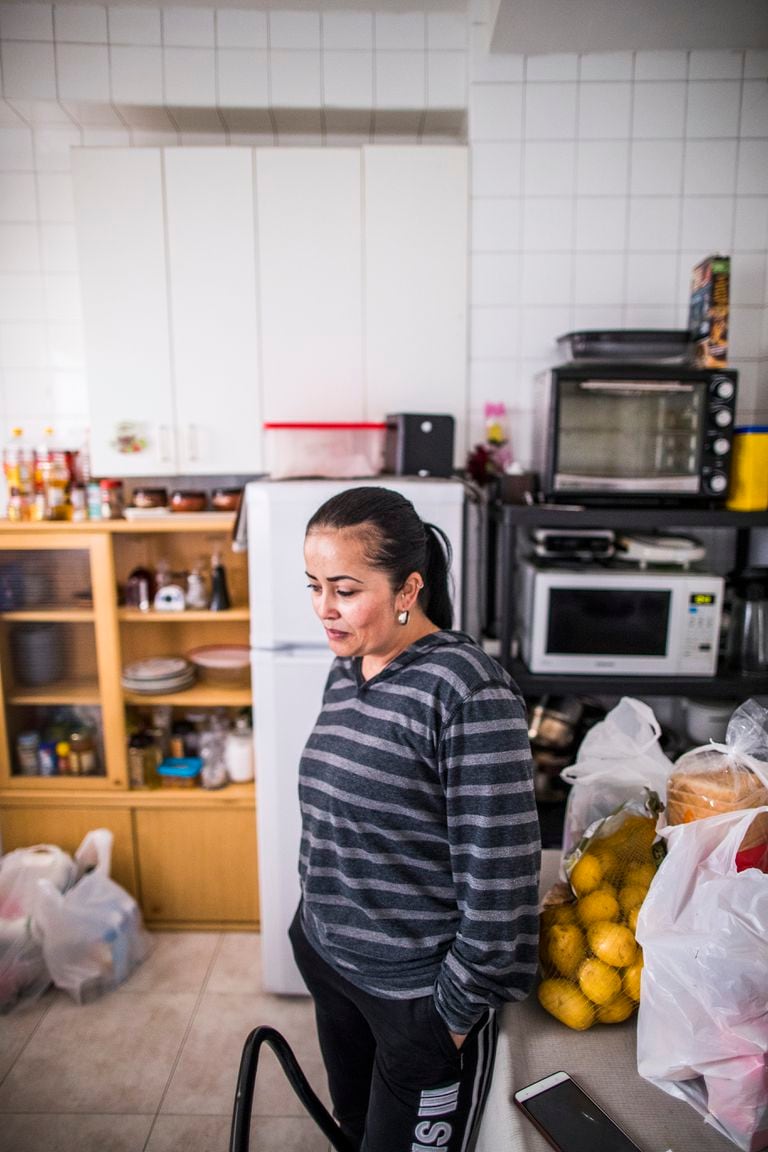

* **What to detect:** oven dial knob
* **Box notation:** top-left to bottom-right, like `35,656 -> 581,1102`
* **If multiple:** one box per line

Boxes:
713,437 -> 730,456
708,472 -> 728,493
713,377 -> 735,400
713,408 -> 732,427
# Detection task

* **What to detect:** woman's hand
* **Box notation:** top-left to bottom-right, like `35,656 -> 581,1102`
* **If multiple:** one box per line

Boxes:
450,1031 -> 467,1049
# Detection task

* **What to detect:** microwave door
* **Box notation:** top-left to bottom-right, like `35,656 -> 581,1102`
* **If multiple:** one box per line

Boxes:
555,379 -> 704,494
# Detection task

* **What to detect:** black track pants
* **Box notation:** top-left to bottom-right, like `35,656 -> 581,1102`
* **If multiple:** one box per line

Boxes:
289,907 -> 498,1152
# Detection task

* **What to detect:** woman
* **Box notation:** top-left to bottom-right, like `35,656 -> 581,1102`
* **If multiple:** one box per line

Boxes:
290,486 -> 541,1152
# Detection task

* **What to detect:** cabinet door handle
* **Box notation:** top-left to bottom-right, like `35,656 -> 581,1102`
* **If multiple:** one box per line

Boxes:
186,424 -> 199,463
159,424 -> 172,463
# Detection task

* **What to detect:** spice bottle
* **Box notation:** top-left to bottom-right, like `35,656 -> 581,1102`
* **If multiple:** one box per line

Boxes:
209,551 -> 231,611
55,740 -> 71,774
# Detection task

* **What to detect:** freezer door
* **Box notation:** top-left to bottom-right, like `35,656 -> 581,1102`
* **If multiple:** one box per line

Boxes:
247,477 -> 466,648
253,647 -> 333,995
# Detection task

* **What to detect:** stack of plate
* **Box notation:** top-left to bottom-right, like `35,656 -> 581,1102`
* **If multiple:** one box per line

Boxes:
121,657 -> 195,694
186,644 -> 250,685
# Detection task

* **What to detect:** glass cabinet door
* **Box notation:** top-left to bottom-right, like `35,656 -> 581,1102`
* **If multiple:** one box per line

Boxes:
0,532 -> 124,788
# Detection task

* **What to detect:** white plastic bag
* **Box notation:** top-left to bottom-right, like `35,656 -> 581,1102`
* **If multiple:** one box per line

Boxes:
636,807 -> 768,1151
0,843 -> 75,1012
35,830 -> 152,1004
559,697 -> 673,857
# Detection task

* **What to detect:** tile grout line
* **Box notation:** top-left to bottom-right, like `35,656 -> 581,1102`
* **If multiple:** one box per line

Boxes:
140,932 -> 226,1152
0,988 -> 61,1090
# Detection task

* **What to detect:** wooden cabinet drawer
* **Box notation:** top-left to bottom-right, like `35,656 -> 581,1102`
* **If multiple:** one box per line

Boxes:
134,806 -> 258,928
0,805 -> 137,898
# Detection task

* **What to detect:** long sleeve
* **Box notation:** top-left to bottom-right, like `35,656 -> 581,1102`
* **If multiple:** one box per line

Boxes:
434,683 -> 541,1034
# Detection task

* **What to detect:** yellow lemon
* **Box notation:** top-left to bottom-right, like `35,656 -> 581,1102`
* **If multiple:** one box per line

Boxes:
570,853 -> 604,897
624,862 -> 656,890
577,888 -> 620,927
616,815 -> 657,853
587,921 -> 638,969
617,885 -> 648,917
541,903 -> 578,929
589,845 -> 620,883
597,993 -> 636,1024
623,954 -> 644,1003
577,958 -> 622,1006
547,923 -> 586,979
538,978 -> 594,1031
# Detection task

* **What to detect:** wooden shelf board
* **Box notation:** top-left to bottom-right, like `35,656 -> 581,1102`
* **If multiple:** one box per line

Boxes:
8,680 -> 102,705
0,515 -> 236,534
123,685 -> 252,706
1,608 -> 95,622
118,607 -> 250,622
1,773 -> 111,791
0,781 -> 255,808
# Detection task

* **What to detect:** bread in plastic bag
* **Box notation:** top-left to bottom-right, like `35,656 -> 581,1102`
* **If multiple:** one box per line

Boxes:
636,806 -> 768,1152
35,829 -> 152,1005
666,699 -> 768,860
559,698 -> 673,859
0,844 -> 75,1012
537,792 -> 663,1031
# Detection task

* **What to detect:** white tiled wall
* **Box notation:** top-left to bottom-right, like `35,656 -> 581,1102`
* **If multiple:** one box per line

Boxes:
0,2 -> 765,476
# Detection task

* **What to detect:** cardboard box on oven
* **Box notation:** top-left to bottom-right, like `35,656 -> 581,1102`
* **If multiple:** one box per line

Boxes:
687,253 -> 730,368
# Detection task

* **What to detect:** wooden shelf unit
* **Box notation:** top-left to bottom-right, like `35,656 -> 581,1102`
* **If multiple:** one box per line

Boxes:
0,516 -> 258,929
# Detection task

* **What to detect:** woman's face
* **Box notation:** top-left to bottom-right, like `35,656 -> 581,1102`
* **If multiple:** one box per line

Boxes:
304,527 -> 402,661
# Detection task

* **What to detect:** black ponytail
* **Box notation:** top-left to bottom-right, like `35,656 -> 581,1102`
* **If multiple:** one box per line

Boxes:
306,487 -> 454,630
422,523 -> 453,630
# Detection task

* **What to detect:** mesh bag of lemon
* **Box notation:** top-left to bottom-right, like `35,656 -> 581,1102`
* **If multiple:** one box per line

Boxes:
537,792 -> 665,1030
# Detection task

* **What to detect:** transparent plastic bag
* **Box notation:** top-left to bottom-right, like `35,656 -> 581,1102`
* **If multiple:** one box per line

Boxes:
559,697 -> 673,858
35,830 -> 152,1004
537,793 -> 663,1031
0,843 -> 75,1012
636,807 -> 768,1152
666,699 -> 768,849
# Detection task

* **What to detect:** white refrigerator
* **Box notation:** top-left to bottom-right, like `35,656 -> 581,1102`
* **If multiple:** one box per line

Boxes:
245,477 -> 471,994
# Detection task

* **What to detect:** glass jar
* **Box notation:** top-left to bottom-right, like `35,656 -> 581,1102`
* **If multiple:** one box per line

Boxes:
128,731 -> 161,788
69,728 -> 97,775
16,731 -> 40,775
99,478 -> 124,520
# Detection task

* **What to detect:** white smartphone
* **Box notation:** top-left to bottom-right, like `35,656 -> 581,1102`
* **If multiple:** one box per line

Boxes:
514,1070 -> 644,1152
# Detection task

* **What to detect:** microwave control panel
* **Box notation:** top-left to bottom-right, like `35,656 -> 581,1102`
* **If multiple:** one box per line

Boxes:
680,589 -> 722,672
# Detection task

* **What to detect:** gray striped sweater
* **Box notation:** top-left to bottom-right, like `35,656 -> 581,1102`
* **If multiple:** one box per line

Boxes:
298,629 -> 541,1034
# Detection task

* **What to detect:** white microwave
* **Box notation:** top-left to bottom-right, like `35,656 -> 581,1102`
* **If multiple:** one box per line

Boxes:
517,560 -> 724,676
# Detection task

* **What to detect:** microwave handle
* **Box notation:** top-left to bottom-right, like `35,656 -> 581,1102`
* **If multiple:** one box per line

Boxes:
578,380 -> 695,392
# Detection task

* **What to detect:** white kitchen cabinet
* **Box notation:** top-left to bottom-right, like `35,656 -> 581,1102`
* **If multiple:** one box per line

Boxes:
72,148 -> 175,477
164,148 -> 261,473
73,147 -> 262,476
256,149 -> 364,423
364,147 -> 468,446
74,145 -> 469,474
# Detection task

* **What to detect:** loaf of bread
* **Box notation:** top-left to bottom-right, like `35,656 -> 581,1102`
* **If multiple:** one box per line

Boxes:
667,748 -> 768,850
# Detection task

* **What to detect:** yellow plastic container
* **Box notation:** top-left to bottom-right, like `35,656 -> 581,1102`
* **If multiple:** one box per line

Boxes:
727,426 -> 768,511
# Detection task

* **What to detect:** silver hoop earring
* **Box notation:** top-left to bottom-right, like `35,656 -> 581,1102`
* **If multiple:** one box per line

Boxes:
397,609 -> 409,626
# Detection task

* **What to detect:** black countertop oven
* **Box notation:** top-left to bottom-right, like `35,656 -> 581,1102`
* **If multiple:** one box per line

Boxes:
533,363 -> 737,504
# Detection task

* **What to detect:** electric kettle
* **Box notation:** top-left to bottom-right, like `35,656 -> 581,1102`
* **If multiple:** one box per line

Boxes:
726,567 -> 768,675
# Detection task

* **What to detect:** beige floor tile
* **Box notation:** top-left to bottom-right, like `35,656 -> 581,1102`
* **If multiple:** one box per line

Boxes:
0,991 -> 198,1114
161,991 -> 330,1118
0,1113 -> 153,1152
146,1113 -> 331,1152
118,931 -> 220,994
0,988 -> 56,1081
205,932 -> 262,994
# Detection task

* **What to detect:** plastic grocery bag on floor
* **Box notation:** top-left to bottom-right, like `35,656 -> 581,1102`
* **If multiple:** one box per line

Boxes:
35,829 -> 152,1004
559,697 -> 673,857
0,844 -> 76,1012
636,807 -> 768,1151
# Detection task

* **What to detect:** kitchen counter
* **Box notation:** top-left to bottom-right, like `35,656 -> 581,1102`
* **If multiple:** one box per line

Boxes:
476,850 -> 737,1152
